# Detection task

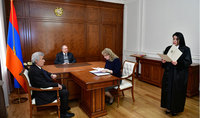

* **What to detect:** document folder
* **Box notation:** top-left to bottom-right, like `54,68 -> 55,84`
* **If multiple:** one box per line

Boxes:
158,45 -> 182,62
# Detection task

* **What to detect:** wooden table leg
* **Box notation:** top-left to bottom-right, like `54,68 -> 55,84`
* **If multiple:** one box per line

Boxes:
80,88 -> 107,118
136,57 -> 140,78
60,74 -> 64,84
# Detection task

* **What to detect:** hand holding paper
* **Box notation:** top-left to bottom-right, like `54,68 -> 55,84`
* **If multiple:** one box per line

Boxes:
90,67 -> 110,76
158,45 -> 182,62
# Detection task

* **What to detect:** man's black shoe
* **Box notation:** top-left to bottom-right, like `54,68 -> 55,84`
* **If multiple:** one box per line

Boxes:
165,110 -> 170,114
61,112 -> 75,118
171,112 -> 177,116
66,106 -> 71,111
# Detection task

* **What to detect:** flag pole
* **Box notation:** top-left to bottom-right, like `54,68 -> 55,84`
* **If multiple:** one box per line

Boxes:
9,0 -> 27,104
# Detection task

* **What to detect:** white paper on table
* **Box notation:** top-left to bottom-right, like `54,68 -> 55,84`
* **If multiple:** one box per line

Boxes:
90,68 -> 110,76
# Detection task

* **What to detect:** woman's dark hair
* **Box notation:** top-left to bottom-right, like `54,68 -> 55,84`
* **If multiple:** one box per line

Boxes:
172,32 -> 186,47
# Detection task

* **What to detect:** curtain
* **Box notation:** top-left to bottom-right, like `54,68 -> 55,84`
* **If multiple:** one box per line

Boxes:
0,0 -> 11,107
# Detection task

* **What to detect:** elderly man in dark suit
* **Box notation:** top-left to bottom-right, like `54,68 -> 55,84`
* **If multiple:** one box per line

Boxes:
28,52 -> 75,118
54,45 -> 76,64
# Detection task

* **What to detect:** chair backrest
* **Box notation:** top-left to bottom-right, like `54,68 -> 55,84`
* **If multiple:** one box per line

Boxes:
20,69 -> 32,100
122,60 -> 137,81
23,69 -> 31,86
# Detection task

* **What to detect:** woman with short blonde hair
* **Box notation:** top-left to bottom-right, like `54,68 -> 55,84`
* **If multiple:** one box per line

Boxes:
102,48 -> 118,62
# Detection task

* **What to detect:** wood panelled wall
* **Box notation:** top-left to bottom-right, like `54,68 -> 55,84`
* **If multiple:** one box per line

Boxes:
5,0 -> 124,64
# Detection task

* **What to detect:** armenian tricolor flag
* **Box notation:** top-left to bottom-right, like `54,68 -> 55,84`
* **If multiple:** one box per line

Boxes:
6,0 -> 27,92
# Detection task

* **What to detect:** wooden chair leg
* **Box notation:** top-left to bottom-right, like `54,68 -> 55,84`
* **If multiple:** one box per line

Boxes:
131,88 -> 135,102
117,84 -> 120,107
58,105 -> 60,118
117,94 -> 119,107
30,106 -> 32,118
122,91 -> 124,97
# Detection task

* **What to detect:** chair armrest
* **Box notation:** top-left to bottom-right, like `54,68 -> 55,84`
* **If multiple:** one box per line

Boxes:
30,87 -> 59,91
30,87 -> 60,104
117,75 -> 132,81
121,74 -> 132,80
121,75 -> 128,79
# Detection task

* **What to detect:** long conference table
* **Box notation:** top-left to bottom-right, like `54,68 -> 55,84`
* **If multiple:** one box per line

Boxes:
43,61 -> 119,118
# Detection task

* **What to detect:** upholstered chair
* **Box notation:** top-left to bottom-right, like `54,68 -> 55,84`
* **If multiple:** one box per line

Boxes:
114,60 -> 137,107
20,69 -> 60,118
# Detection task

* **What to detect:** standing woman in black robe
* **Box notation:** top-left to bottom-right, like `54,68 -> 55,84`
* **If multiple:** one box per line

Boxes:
161,32 -> 192,116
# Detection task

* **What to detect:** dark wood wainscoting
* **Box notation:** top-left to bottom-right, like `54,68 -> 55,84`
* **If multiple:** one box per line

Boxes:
4,0 -> 124,64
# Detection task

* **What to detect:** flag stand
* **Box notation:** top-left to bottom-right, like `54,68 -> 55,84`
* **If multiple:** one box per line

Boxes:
12,88 -> 27,104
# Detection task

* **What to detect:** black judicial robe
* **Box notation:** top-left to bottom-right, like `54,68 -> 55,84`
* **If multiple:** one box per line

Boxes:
161,45 -> 192,113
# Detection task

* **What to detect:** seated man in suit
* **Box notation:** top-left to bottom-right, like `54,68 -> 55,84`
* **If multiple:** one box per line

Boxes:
28,52 -> 75,118
54,45 -> 76,64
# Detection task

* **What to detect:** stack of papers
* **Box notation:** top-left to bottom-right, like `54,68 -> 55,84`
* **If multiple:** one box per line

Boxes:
158,45 -> 182,62
90,68 -> 110,76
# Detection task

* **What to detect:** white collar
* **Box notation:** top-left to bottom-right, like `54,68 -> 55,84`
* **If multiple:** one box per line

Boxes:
63,52 -> 68,55
36,64 -> 41,69
173,44 -> 179,48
